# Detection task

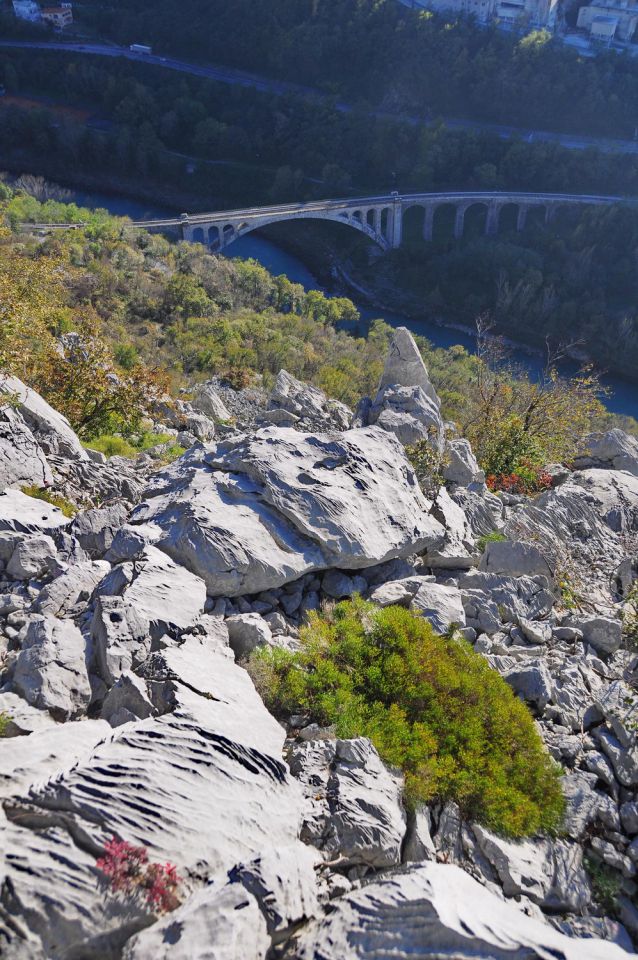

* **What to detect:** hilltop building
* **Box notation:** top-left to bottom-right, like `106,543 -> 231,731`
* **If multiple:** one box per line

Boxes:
11,0 -> 73,26
400,0 -> 559,28
12,0 -> 42,21
576,0 -> 638,40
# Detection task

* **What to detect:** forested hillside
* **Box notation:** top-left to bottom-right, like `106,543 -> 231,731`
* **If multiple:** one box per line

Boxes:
70,0 -> 638,138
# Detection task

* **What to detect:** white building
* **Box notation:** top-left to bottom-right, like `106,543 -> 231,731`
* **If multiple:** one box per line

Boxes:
12,0 -> 42,21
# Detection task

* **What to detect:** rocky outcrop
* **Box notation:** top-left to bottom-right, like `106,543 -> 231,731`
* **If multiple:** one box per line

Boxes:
131,427 -> 443,596
266,369 -> 352,431
359,327 -> 445,449
2,370 -> 638,959
294,862 -> 627,959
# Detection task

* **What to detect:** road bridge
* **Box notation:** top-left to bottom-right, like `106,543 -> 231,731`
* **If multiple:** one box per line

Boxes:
26,191 -> 627,252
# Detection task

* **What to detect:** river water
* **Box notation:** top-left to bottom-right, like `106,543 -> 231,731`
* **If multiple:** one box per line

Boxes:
72,191 -> 638,418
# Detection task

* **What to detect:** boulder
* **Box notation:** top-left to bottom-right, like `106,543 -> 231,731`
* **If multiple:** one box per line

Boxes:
479,540 -> 550,579
191,381 -> 233,422
288,737 -> 405,869
122,882 -> 270,960
0,691 -> 57,738
370,384 -> 443,448
12,616 -> 91,720
0,375 -> 88,461
377,327 -> 440,407
295,862 -> 625,960
34,560 -> 110,617
131,428 -> 443,597
226,613 -> 273,659
503,660 -> 552,711
99,545 -> 206,641
473,825 -> 591,911
269,369 -> 351,431
575,428 -> 638,475
6,534 -> 57,580
71,504 -> 130,558
91,595 -> 152,686
322,569 -> 356,599
443,438 -> 485,487
0,405 -> 52,490
100,671 -> 154,726
227,843 -> 320,943
568,615 -> 622,655
410,581 -> 466,632
0,488 -> 71,534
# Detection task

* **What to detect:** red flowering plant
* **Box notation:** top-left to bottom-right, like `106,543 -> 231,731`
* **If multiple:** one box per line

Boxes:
486,460 -> 553,496
96,837 -> 181,914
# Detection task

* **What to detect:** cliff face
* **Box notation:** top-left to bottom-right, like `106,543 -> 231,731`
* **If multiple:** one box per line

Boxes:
0,330 -> 637,959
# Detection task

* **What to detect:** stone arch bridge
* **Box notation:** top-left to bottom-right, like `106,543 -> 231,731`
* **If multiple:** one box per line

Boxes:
28,192 -> 627,251
131,191 -> 625,252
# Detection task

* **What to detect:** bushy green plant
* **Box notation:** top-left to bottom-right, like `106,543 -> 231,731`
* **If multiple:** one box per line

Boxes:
0,712 -> 11,737
476,531 -> 507,553
622,582 -> 638,650
86,435 -> 138,458
21,485 -> 77,518
249,599 -> 564,837
585,856 -> 622,914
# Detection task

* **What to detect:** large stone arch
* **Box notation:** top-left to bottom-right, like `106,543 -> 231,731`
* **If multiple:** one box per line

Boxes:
199,209 -> 391,252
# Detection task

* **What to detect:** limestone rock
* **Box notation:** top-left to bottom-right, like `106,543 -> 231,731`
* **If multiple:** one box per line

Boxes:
191,381 -> 233,422
131,428 -> 443,597
288,737 -> 405,869
226,613 -> 272,659
71,504 -> 130,558
6,534 -> 57,580
227,843 -> 320,942
12,616 -> 91,720
295,862 -> 625,960
99,545 -> 206,641
0,375 -> 88,461
0,691 -> 57,738
377,326 -> 440,407
100,671 -> 154,726
0,488 -> 71,534
34,560 -> 110,617
122,882 -> 269,960
479,539 -> 550,579
473,825 -> 591,911
575,428 -> 638,475
0,718 -> 110,797
410,581 -> 466,632
91,595 -> 152,686
0,405 -> 52,490
269,368 -> 351,431
443,438 -> 485,487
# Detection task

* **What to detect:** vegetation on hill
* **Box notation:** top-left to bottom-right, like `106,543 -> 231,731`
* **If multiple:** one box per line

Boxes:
55,0 -> 638,140
249,599 -> 565,837
0,187 -> 621,472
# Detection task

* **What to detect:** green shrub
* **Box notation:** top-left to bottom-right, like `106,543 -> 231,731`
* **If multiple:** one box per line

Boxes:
585,855 -> 622,914
21,485 -> 77,518
0,712 -> 11,737
249,599 -> 564,837
86,435 -> 138,458
476,531 -> 508,553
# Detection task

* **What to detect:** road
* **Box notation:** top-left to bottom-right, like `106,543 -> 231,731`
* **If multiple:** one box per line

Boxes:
1,39 -> 638,155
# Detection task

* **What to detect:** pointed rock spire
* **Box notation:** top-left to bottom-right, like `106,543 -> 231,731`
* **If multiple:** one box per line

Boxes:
378,327 -> 440,408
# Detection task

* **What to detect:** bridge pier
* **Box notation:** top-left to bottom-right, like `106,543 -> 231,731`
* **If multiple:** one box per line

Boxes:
545,205 -> 558,225
516,206 -> 528,232
485,203 -> 500,237
389,203 -> 403,249
454,206 -> 466,240
423,205 -> 436,242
